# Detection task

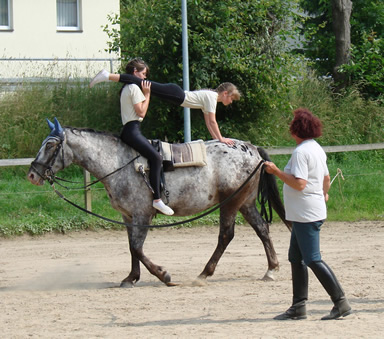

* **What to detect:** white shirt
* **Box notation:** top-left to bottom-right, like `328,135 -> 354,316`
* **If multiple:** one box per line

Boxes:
120,84 -> 146,125
181,90 -> 218,114
283,139 -> 329,222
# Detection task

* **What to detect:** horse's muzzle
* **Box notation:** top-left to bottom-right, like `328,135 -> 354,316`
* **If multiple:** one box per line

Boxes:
27,171 -> 45,186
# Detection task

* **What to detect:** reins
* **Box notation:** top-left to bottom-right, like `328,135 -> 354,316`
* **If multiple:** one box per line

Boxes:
49,159 -> 266,229
51,155 -> 140,190
34,133 -> 269,228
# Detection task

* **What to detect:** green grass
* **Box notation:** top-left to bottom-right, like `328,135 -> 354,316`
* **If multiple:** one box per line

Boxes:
0,150 -> 383,237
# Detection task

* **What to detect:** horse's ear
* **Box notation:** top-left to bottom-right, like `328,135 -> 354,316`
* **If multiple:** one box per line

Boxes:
53,117 -> 64,138
46,118 -> 55,131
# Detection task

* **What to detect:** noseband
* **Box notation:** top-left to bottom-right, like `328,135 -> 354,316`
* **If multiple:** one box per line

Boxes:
30,136 -> 65,184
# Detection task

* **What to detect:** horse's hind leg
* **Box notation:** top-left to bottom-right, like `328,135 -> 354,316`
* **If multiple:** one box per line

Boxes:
198,208 -> 237,280
240,202 -> 279,281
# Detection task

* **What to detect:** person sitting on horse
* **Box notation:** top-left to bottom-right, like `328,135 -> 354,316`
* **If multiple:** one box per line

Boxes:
119,58 -> 174,216
90,62 -> 241,146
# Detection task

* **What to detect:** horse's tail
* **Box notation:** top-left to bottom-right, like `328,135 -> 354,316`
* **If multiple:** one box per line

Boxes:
257,147 -> 292,231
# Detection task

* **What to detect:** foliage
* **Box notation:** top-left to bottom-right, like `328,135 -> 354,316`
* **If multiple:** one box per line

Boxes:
232,69 -> 384,147
1,69 -> 383,159
0,80 -> 121,159
298,0 -> 384,96
339,32 -> 384,100
104,0 -> 302,142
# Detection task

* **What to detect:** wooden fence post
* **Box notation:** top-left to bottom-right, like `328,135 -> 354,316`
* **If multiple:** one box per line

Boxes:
83,169 -> 92,212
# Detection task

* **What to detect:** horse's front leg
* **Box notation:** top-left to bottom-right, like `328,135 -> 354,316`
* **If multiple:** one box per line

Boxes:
120,215 -> 141,288
240,202 -> 279,281
198,207 -> 237,280
120,215 -> 173,287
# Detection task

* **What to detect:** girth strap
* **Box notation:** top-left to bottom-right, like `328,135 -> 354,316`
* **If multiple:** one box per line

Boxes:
151,139 -> 170,203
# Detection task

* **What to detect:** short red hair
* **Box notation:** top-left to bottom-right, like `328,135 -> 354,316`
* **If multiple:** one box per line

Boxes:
289,108 -> 323,139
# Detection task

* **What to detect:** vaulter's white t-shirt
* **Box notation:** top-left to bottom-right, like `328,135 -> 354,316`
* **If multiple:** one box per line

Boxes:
120,84 -> 146,125
181,90 -> 218,114
283,139 -> 329,222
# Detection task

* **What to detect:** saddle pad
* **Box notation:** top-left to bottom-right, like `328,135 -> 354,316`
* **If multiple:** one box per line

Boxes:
134,139 -> 207,172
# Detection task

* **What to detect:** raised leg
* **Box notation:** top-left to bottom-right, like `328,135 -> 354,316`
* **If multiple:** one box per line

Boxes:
120,215 -> 174,287
198,207 -> 237,279
239,201 -> 279,280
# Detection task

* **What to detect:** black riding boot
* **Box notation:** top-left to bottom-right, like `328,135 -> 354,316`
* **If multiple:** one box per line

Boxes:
309,260 -> 352,320
274,262 -> 308,320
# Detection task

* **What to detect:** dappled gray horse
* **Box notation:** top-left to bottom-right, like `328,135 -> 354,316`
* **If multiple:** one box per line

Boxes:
28,118 -> 291,287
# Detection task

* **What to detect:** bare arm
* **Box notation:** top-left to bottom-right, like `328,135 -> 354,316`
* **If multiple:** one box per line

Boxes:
133,81 -> 151,118
263,161 -> 307,191
204,113 -> 235,146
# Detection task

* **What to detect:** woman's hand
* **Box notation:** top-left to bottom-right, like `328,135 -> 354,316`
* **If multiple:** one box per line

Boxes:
264,161 -> 307,191
263,161 -> 279,175
219,137 -> 235,146
141,80 -> 151,97
134,81 -> 151,118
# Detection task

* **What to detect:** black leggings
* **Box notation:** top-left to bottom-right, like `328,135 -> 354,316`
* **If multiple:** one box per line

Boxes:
120,121 -> 162,200
120,74 -> 186,106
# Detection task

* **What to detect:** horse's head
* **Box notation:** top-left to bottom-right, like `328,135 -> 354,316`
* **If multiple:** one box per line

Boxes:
28,118 -> 71,186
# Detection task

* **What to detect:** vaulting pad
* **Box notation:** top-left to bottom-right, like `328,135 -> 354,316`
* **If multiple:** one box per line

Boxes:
134,139 -> 207,172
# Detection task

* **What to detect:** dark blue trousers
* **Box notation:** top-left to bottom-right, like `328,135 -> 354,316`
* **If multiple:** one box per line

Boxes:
288,220 -> 324,265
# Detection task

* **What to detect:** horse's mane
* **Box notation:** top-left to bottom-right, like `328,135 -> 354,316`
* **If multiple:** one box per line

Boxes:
65,126 -> 121,141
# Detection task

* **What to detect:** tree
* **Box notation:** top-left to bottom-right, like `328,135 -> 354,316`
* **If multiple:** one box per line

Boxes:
331,0 -> 352,86
298,0 -> 384,96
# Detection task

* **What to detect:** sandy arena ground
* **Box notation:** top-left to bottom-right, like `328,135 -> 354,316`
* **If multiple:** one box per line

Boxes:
1,221 -> 383,338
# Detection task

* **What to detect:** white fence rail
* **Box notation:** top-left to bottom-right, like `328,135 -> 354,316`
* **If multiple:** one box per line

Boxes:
1,143 -> 384,211
265,142 -> 384,155
2,143 -> 384,167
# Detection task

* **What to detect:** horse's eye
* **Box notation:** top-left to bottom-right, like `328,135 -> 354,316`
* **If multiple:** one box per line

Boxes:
45,142 -> 55,150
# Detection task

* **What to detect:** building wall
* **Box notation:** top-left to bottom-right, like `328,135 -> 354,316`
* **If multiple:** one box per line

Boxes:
0,0 -> 120,79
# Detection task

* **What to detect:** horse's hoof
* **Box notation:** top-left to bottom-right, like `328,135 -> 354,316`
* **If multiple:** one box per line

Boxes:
261,269 -> 276,281
163,272 -> 171,284
166,281 -> 179,287
120,281 -> 135,288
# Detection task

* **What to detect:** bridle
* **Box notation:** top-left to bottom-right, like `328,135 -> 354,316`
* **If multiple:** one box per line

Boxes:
30,135 -> 65,185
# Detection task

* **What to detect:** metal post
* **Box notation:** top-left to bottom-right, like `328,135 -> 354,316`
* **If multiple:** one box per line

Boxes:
181,0 -> 191,142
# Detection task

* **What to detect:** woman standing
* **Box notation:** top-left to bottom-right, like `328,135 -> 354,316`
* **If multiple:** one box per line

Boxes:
264,108 -> 351,320
119,58 -> 174,216
90,65 -> 241,146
